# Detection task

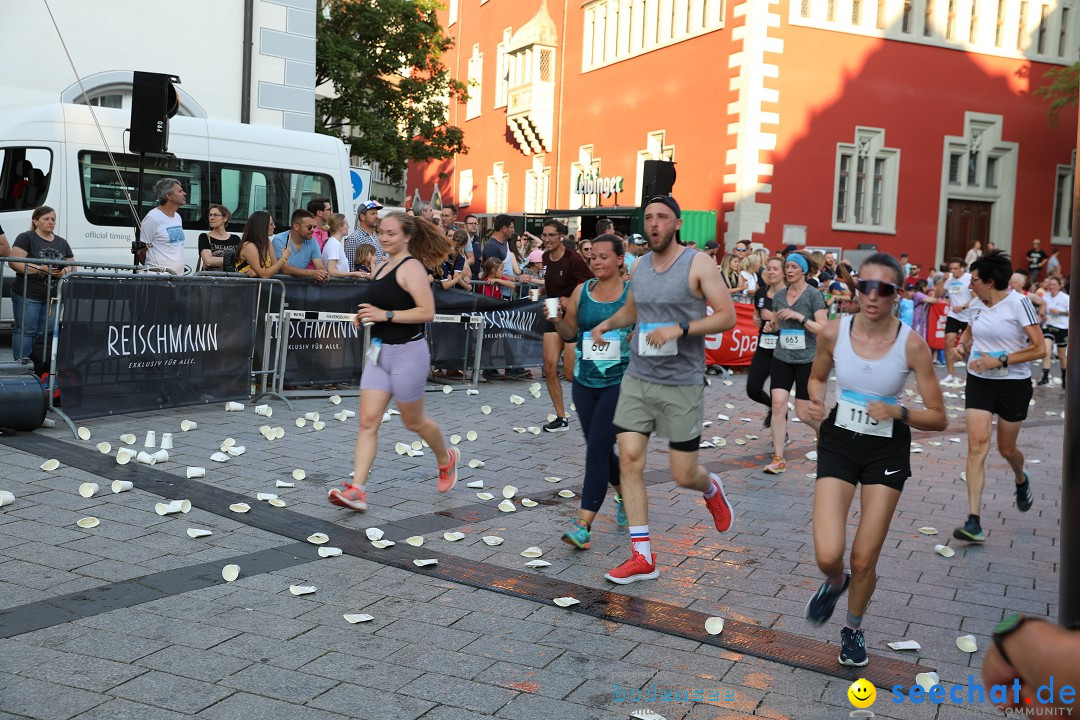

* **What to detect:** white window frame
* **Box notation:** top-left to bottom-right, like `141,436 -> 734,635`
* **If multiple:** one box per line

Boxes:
466,45 -> 483,120
449,0 -> 459,25
487,162 -> 509,213
1051,150 -> 1075,245
634,130 -> 676,203
525,154 -> 552,213
582,0 -> 725,72
459,169 -> 474,208
832,127 -> 900,234
494,28 -> 512,109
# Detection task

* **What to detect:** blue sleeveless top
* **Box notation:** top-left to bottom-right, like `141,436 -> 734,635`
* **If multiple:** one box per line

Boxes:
575,279 -> 632,389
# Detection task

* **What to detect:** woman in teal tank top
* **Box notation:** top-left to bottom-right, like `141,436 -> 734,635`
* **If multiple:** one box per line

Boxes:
551,234 -> 632,550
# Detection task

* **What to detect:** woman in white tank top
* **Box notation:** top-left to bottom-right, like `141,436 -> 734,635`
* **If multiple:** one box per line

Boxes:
804,253 -> 948,668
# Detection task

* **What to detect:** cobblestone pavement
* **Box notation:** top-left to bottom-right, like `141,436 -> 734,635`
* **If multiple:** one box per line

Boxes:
0,362 -> 1066,720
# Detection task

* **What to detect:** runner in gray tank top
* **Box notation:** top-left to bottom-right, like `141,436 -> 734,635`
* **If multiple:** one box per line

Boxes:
589,195 -> 739,584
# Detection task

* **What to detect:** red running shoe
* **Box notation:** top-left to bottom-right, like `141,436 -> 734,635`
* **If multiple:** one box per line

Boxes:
704,473 -> 734,533
437,447 -> 460,493
328,483 -> 367,511
604,551 -> 659,584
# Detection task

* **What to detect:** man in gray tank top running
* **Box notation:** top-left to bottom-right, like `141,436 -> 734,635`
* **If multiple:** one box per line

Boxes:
590,195 -> 739,584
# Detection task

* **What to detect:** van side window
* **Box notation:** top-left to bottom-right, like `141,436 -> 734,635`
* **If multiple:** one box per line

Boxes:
78,151 -> 207,227
0,148 -> 54,212
215,164 -> 335,232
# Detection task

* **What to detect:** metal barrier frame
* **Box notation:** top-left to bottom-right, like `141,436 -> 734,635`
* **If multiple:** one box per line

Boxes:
425,313 -> 486,391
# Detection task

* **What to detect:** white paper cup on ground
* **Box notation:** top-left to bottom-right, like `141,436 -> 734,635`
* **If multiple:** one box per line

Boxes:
305,412 -> 320,421
40,459 -> 60,472
222,564 -> 240,582
136,451 -> 157,465
116,448 -> 136,465
544,298 -> 559,319
255,404 -> 273,417
0,491 -> 15,507
96,442 -> 112,454
77,517 -> 100,529
120,433 -> 137,445
225,402 -> 244,411
152,449 -> 169,463
330,395 -> 342,405
180,420 -> 197,431
160,433 -> 174,450
155,500 -> 184,515
111,480 -> 133,493
78,482 -> 99,498
77,427 -> 91,441
144,431 -> 156,448
187,467 -> 206,479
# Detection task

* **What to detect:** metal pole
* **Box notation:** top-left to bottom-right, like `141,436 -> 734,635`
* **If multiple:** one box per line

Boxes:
1061,99 -> 1080,629
133,151 -> 146,273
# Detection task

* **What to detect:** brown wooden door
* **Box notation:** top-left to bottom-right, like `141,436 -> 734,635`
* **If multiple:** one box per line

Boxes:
944,199 -> 992,263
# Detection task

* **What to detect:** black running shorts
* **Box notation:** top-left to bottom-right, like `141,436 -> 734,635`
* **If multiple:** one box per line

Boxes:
1043,325 -> 1068,347
770,357 -> 813,400
964,373 -> 1032,423
944,317 -> 968,335
817,407 -> 911,490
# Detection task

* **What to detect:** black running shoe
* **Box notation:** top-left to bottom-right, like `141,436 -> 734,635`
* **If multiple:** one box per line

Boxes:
804,573 -> 850,627
1016,471 -> 1033,512
543,417 -> 570,432
839,627 -> 868,667
1037,375 -> 1051,386
953,516 -> 985,542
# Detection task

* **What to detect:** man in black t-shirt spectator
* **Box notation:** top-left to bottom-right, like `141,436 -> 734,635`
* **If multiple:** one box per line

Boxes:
463,214 -> 482,277
1027,238 -> 1048,283
0,223 -> 9,257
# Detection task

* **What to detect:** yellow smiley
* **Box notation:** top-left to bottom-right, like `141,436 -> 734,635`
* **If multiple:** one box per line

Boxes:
847,678 -> 877,708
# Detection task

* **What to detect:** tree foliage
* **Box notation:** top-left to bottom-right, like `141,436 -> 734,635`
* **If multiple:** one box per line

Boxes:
1035,63 -> 1080,125
315,0 -> 468,183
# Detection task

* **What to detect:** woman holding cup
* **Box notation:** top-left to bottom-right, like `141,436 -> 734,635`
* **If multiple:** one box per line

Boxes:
328,213 -> 459,512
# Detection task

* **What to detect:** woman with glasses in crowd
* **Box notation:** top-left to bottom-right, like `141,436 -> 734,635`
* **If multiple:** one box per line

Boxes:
236,211 -> 291,278
9,205 -> 74,361
805,253 -> 947,667
577,239 -> 594,264
747,256 -> 785,427
328,213 -> 458,512
323,213 -> 369,278
198,204 -> 240,270
950,250 -> 1043,543
764,251 -> 827,474
720,253 -> 748,299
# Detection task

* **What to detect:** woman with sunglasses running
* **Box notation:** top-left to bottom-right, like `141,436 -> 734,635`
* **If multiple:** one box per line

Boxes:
951,250 -> 1043,543
805,253 -> 947,667
764,251 -> 827,474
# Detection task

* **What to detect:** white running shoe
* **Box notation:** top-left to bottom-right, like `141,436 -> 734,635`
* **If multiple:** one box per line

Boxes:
942,375 -> 956,386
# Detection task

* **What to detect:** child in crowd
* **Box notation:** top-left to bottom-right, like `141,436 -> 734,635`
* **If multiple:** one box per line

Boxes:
482,257 -> 514,299
353,244 -> 376,278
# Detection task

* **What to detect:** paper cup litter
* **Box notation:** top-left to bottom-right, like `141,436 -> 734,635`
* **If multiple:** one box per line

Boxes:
317,547 -> 342,558
443,531 -> 465,542
120,433 -> 137,445
159,433 -> 173,450
305,412 -> 320,421
225,446 -> 245,457
365,528 -> 384,541
481,405 -> 492,415
152,449 -> 169,463
413,559 -> 438,567
40,459 -> 60,472
273,427 -> 285,439
307,532 -> 330,544
116,448 -> 136,465
466,480 -> 484,488
255,404 -> 272,417
557,490 -> 576,498
888,640 -> 922,651
442,386 -> 453,394
276,480 -> 295,488
934,544 -> 956,558
295,418 -> 307,428
77,482 -> 99,498
468,460 -> 485,469
466,388 -> 479,395
482,536 -> 504,546
155,500 -> 187,515
956,635 -> 978,653
222,564 -> 240,582
449,434 -> 461,445
180,420 -> 197,431
545,476 -> 561,483
210,452 -> 230,463
111,480 -> 133,493
229,503 -> 251,513
77,516 -> 100,529
498,499 -> 516,512
405,536 -> 424,547
330,395 -> 342,405
144,431 -> 156,448
312,421 -> 325,431
343,613 -> 373,623
524,559 -> 551,568
916,672 -> 940,692
268,498 -> 286,507
96,442 -> 112,454
502,485 -> 517,498
521,499 -> 538,508
476,492 -> 494,500
544,298 -> 560,319
705,617 -> 725,635
0,491 -> 15,507
77,427 -> 91,441
918,527 -> 938,535
256,492 -> 278,501
520,547 -> 543,558
289,585 -> 317,595
291,469 -> 306,481
552,596 -> 579,607
466,431 -> 478,442
225,402 -> 244,411
136,451 -> 157,466
371,539 -> 394,549
186,467 -> 206,479
187,528 -> 213,538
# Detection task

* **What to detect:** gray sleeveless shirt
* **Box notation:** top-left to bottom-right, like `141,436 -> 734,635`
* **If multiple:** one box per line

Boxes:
626,248 -> 706,386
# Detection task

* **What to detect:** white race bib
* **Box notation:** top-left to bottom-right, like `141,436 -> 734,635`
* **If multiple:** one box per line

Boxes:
758,334 -> 778,350
834,390 -> 894,438
637,323 -> 678,357
780,329 -> 806,350
366,338 -> 382,366
583,333 -> 621,361
972,350 -> 1009,378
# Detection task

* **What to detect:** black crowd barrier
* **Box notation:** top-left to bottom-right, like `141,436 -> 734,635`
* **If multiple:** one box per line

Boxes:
431,288 -> 545,372
55,275 -> 261,421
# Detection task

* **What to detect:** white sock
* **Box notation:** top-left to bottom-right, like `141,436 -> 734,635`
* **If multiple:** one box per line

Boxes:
703,474 -> 720,499
629,525 -> 652,560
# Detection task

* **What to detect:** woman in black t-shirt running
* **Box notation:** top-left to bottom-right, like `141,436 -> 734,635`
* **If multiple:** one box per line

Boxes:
746,256 -> 785,426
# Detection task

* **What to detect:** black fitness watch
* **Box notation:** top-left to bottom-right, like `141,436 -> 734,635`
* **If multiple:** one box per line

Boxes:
899,406 -> 909,423
386,310 -> 395,322
1001,354 -> 1009,368
679,321 -> 690,336
993,613 -> 1034,667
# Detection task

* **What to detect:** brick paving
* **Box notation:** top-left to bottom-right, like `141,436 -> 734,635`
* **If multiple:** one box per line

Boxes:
0,362 -> 1066,720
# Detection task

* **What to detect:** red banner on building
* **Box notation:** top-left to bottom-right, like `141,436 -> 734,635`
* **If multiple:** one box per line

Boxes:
927,303 -> 947,350
705,302 -> 760,368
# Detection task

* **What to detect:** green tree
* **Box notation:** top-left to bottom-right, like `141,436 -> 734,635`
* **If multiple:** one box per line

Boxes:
316,0 -> 468,183
1035,63 -> 1080,124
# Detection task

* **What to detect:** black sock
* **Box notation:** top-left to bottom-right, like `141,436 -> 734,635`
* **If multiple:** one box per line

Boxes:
968,514 -> 981,525
1042,369 -> 1050,379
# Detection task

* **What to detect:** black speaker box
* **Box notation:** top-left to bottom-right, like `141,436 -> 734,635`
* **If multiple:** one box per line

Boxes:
641,160 -> 677,204
129,71 -> 181,154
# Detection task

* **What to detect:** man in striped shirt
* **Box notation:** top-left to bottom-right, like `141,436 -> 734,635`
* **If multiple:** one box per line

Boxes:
345,201 -> 385,270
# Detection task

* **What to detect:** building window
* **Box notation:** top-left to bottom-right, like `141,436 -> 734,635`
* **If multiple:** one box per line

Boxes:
459,169 -> 473,208
582,0 -> 724,71
969,0 -> 979,41
466,45 -> 483,120
1052,153 -> 1075,243
853,0 -> 863,24
1060,7 -> 1070,55
877,0 -> 887,27
949,152 -> 963,184
924,0 -> 934,34
995,0 -> 1006,45
495,28 -> 511,109
985,156 -> 999,188
946,0 -> 957,38
525,155 -> 551,213
903,0 -> 913,31
487,162 -> 508,213
449,0 -> 459,25
1017,1 -> 1028,48
1037,3 -> 1050,52
833,127 -> 899,233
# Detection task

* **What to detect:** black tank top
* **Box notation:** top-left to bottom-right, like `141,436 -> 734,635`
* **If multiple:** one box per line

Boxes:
370,256 -> 424,344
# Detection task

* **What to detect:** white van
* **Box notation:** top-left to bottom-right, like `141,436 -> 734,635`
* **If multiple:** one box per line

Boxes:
0,103 -> 351,326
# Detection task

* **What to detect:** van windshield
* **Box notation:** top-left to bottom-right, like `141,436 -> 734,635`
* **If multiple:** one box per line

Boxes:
0,147 -> 54,213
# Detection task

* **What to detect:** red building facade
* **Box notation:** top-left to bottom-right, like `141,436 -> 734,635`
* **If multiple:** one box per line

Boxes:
407,0 -> 1077,270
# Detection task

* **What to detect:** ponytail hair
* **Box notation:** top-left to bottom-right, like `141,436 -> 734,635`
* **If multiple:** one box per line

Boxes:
384,212 -> 452,269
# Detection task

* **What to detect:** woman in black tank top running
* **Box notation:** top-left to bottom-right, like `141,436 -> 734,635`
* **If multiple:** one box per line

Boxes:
328,213 -> 459,512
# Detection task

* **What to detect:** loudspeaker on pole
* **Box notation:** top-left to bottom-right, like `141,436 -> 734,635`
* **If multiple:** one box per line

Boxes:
129,71 -> 181,154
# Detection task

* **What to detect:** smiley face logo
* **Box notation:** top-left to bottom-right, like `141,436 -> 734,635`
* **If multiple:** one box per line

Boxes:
847,678 -> 877,708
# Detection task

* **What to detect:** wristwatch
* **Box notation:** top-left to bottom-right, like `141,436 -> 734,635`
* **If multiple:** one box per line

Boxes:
386,310 -> 395,322
1000,354 -> 1009,368
993,613 -> 1034,667
679,321 -> 691,336
899,406 -> 909,423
